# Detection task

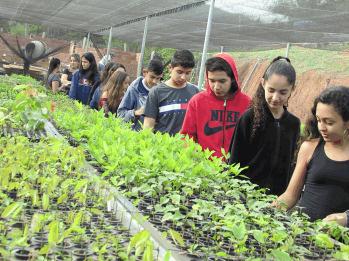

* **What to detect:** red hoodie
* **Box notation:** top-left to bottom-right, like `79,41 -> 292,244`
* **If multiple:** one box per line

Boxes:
180,53 -> 251,159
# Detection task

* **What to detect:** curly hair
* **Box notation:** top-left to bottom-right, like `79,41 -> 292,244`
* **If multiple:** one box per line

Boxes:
250,56 -> 296,141
304,86 -> 349,140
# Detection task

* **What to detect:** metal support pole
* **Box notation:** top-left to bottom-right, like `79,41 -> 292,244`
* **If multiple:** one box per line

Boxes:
24,23 -> 28,37
137,17 -> 149,77
85,33 -> 90,52
285,42 -> 291,58
198,0 -> 215,89
150,51 -> 155,60
82,37 -> 86,51
123,42 -> 128,52
220,46 -> 224,53
106,27 -> 113,62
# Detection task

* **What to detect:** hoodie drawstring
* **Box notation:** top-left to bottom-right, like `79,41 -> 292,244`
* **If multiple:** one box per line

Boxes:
222,99 -> 227,150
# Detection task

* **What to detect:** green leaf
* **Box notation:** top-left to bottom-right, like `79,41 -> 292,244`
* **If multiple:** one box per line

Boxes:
315,233 -> 334,249
333,251 -> 349,260
232,222 -> 246,241
169,229 -> 185,247
57,193 -> 67,204
216,251 -> 228,257
72,211 -> 83,228
39,244 -> 50,255
1,202 -> 22,219
271,249 -> 293,261
161,212 -> 173,223
163,251 -> 171,261
42,193 -> 49,210
48,221 -> 60,246
127,230 -> 150,256
271,230 -> 288,243
142,241 -> 154,261
170,194 -> 181,205
253,230 -> 268,244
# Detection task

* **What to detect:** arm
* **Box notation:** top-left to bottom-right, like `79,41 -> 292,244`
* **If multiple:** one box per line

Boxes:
180,99 -> 197,141
90,86 -> 101,109
323,211 -> 348,227
117,88 -> 138,122
143,117 -> 156,130
273,141 -> 317,210
143,88 -> 159,131
51,80 -> 60,93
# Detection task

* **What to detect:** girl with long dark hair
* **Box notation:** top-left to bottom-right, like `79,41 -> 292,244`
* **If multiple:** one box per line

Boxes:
46,57 -> 61,93
228,56 -> 300,195
274,86 -> 349,223
69,52 -> 99,105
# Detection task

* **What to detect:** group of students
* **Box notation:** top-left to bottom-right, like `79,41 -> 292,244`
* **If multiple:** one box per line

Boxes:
45,52 -> 130,116
46,49 -> 349,227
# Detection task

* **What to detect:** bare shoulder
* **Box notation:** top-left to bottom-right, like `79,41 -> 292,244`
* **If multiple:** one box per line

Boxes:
299,139 -> 319,163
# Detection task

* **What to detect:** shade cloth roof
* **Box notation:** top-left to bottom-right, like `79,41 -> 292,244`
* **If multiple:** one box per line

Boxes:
1,0 -> 349,51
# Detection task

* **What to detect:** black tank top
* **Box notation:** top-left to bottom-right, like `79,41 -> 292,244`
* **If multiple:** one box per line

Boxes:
298,140 -> 349,221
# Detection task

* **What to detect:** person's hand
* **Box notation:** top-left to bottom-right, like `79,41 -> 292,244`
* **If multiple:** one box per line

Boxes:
270,199 -> 288,210
134,107 -> 145,117
323,212 -> 347,227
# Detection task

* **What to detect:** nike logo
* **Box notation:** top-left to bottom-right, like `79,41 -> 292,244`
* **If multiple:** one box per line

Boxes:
204,122 -> 236,136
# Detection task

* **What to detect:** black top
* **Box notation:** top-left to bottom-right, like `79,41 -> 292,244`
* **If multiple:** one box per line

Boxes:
298,139 -> 349,221
228,106 -> 300,195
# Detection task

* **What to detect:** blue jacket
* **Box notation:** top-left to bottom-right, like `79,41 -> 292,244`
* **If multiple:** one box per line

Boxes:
117,77 -> 149,131
69,71 -> 99,105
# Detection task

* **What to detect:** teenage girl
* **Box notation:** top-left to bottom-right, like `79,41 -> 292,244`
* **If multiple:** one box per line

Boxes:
274,86 -> 349,222
46,57 -> 61,93
69,52 -> 99,105
228,56 -> 300,196
99,70 -> 130,116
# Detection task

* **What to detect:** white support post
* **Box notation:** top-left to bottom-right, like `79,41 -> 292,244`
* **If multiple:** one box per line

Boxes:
82,37 -> 86,51
137,16 -> 149,77
24,23 -> 28,37
285,42 -> 291,58
106,27 -> 113,62
85,33 -> 90,52
150,51 -> 155,60
220,46 -> 224,53
198,0 -> 215,89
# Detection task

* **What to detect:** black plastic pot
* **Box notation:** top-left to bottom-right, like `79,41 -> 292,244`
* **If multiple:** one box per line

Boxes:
30,236 -> 48,247
7,190 -> 18,200
54,250 -> 71,261
71,248 -> 93,261
13,248 -> 31,260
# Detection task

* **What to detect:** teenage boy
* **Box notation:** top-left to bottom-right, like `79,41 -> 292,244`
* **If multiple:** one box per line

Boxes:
117,59 -> 164,131
143,50 -> 199,136
181,53 -> 251,159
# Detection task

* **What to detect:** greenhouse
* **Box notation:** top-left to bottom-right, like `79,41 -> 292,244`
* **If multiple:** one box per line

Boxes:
0,0 -> 349,260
